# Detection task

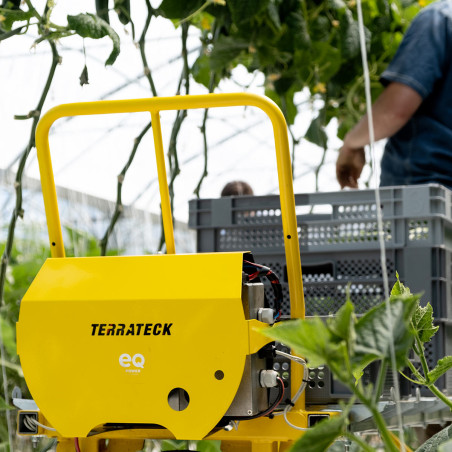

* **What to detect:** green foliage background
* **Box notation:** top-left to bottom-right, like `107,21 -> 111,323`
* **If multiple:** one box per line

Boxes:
163,0 -> 427,144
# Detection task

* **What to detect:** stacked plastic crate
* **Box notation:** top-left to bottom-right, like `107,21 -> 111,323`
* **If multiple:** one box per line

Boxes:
189,184 -> 452,402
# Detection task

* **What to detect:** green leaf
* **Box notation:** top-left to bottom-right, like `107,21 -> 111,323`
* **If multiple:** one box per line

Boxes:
310,15 -> 330,42
196,440 -> 222,452
2,0 -> 21,8
261,317 -> 346,370
413,302 -> 439,343
0,25 -> 25,41
311,42 -> 341,82
191,54 -> 212,88
267,2 -> 281,30
161,440 -> 189,451
0,395 -> 14,411
79,64 -> 89,86
114,0 -> 130,25
0,8 -> 34,31
291,412 -> 348,452
287,12 -> 311,49
390,272 -> 411,296
352,295 -> 418,372
327,0 -> 347,11
340,10 -> 360,60
416,424 -> 452,452
158,0 -> 204,20
439,439 -> 452,452
0,317 -> 16,357
428,356 -> 452,385
95,0 -> 110,24
67,13 -> 120,65
209,35 -> 249,72
0,358 -> 23,377
227,0 -> 269,26
327,299 -> 355,341
305,114 -> 328,149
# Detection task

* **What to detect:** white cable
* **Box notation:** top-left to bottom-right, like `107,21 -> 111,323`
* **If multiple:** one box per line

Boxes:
275,349 -> 306,365
23,416 -> 35,431
271,353 -> 310,431
26,415 -> 57,432
355,2 -> 406,451
283,361 -> 309,431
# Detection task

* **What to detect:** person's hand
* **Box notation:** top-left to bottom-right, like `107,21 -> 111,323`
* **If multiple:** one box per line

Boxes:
336,145 -> 365,189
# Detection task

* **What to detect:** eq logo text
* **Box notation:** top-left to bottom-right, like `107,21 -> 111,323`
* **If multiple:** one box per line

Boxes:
119,353 -> 145,373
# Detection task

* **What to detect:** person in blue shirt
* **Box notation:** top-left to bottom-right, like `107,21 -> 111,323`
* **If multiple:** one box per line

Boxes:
336,0 -> 452,189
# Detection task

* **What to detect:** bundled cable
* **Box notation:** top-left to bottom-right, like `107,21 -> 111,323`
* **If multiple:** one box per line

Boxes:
243,260 -> 282,320
23,415 -> 56,432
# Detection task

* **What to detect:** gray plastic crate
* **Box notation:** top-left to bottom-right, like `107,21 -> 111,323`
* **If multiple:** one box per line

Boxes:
189,184 -> 452,405
189,184 -> 452,319
189,184 -> 452,253
257,246 -> 451,319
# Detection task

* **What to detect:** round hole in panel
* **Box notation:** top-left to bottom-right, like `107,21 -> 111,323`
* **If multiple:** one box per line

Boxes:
168,388 -> 190,411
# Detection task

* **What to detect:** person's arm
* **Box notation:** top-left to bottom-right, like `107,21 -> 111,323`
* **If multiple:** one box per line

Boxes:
336,82 -> 423,188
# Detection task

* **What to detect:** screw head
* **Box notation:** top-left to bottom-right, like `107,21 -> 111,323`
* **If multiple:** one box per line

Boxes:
247,410 -> 253,415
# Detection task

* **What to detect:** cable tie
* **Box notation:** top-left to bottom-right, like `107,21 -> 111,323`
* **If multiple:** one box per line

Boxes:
285,399 -> 295,407
268,413 -> 275,420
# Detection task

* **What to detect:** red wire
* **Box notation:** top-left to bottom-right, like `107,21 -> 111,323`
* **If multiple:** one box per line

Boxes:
248,271 -> 260,280
271,377 -> 286,414
74,438 -> 81,452
254,376 -> 285,419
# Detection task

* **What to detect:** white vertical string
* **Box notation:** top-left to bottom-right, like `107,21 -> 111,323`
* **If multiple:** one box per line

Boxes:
355,1 -> 406,450
0,317 -> 13,451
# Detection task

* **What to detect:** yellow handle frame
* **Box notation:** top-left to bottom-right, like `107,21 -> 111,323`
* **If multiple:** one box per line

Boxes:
35,93 -> 305,320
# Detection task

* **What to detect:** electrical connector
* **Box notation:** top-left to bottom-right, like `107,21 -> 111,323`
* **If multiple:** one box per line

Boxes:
258,308 -> 275,324
260,370 -> 278,388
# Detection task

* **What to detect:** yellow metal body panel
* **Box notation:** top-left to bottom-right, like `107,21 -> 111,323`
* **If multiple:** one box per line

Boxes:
15,93 -> 331,448
17,252 -> 273,439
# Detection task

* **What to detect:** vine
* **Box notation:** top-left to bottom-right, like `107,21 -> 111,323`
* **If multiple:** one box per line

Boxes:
158,22 -> 191,251
100,0 -> 157,255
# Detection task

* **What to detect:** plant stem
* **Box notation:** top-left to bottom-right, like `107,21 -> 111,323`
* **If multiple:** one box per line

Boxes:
368,403 -> 400,452
0,40 -> 59,304
99,121 -> 153,255
159,22 -> 190,250
193,107 -> 209,198
373,360 -> 388,404
406,359 -> 425,383
352,386 -> 399,452
427,384 -> 452,410
193,22 -> 219,198
100,0 -> 158,255
0,37 -> 59,452
24,0 -> 41,20
414,333 -> 431,380
177,0 -> 213,26
193,73 -> 216,198
0,25 -> 27,41
139,0 -> 157,97
405,358 -> 452,410
344,432 -> 374,452
399,370 -> 422,386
